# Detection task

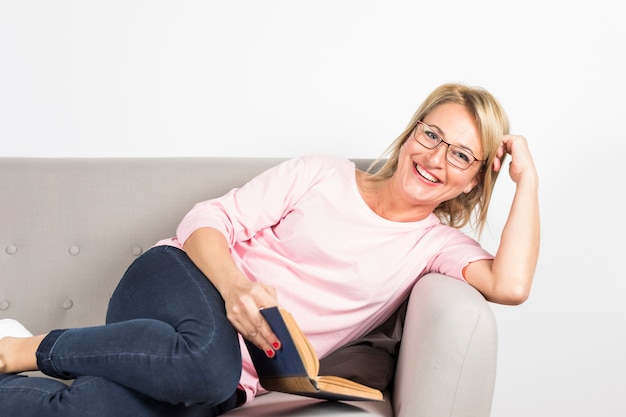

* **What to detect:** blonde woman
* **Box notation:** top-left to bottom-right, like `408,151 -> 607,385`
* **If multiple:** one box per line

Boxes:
0,83 -> 539,417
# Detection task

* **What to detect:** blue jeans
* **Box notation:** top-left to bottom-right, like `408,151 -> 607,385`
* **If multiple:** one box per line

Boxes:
0,246 -> 243,417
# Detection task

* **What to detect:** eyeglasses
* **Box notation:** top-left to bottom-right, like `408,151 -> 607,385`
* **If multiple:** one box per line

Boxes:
413,121 -> 485,170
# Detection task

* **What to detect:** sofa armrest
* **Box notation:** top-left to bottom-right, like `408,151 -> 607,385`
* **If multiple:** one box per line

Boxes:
393,273 -> 497,417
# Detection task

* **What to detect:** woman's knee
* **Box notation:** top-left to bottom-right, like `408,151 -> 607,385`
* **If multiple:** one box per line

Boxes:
106,247 -> 224,326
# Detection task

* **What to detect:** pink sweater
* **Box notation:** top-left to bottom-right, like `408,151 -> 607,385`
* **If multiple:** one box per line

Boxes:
157,155 -> 493,400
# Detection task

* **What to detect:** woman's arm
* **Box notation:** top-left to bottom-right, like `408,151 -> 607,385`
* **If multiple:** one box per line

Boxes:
184,227 -> 281,356
465,134 -> 540,305
178,158 -> 333,356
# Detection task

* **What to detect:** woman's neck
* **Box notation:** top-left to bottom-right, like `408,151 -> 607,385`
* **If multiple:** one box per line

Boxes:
355,169 -> 433,223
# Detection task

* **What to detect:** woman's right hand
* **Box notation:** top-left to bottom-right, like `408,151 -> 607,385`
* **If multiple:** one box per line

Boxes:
222,279 -> 281,357
183,227 -> 282,358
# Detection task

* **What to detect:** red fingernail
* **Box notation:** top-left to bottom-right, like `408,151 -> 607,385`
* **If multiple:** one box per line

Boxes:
266,349 -> 275,358
272,341 -> 280,349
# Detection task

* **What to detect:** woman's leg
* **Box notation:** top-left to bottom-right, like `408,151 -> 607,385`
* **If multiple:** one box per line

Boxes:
38,246 -> 242,405
0,246 -> 242,416
0,373 -> 240,417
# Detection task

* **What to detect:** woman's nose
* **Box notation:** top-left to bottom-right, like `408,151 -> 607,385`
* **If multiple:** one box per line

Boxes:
429,142 -> 448,165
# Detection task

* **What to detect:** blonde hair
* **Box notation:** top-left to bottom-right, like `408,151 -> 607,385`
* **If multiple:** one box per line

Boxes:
368,83 -> 510,236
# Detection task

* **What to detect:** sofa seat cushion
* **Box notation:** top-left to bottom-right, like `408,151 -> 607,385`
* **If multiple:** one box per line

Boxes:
225,391 -> 392,416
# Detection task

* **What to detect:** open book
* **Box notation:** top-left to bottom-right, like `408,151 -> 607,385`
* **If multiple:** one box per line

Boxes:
243,306 -> 384,402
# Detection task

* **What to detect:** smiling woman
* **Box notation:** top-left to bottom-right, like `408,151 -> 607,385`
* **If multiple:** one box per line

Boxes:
0,82 -> 539,417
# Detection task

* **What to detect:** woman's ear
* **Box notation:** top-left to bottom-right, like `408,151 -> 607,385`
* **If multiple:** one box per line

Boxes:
464,177 -> 479,194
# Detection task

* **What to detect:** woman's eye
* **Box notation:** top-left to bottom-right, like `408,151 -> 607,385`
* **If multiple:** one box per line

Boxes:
425,131 -> 440,142
451,149 -> 471,163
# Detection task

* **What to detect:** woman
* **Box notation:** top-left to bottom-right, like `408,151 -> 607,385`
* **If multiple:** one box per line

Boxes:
0,83 -> 539,416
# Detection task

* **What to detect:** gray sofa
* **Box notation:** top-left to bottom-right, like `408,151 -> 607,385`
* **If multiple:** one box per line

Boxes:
0,157 -> 498,417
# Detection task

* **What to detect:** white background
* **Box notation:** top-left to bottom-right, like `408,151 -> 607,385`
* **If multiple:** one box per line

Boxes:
1,1 -> 625,416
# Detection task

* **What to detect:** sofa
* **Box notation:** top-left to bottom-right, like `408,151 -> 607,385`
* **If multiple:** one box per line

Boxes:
0,157 -> 498,417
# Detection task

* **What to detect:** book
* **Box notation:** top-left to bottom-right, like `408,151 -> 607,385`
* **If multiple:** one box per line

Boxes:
243,306 -> 384,402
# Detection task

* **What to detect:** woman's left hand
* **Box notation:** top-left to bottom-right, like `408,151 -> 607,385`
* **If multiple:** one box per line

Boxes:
493,135 -> 537,185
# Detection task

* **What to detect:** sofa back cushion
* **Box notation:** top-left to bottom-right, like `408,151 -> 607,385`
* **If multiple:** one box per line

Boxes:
0,157 -> 284,333
0,157 -> 374,335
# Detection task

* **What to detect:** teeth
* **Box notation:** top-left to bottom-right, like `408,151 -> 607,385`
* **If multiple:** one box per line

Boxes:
416,164 -> 439,183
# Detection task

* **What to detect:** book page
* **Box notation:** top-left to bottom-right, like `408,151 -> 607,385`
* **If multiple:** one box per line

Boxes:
278,307 -> 320,377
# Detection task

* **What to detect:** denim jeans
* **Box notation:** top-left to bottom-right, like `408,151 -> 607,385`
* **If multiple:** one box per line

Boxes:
0,246 -> 243,417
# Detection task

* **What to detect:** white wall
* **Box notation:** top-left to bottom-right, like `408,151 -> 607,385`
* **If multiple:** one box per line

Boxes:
2,1 -> 625,415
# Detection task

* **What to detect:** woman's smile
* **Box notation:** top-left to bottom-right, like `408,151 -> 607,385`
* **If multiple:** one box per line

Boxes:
414,163 -> 440,184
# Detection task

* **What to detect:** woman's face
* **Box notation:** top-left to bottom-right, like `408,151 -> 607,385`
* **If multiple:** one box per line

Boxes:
394,102 -> 483,210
